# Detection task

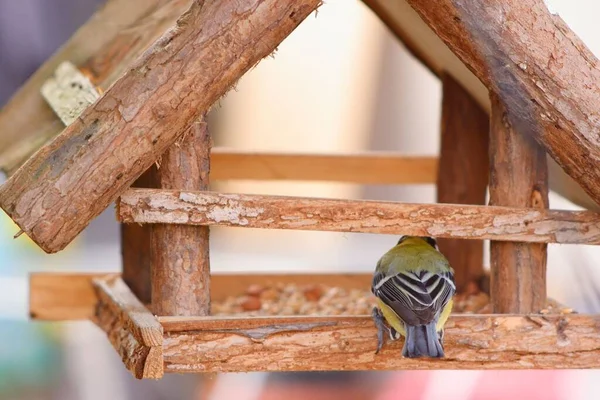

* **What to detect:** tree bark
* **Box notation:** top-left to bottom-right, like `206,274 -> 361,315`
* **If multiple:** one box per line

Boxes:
93,276 -> 163,379
489,93 -> 548,313
0,0 -> 192,175
161,314 -> 597,372
0,0 -> 321,253
119,189 -> 599,245
391,0 -> 600,210
151,120 -> 211,316
437,74 -> 489,292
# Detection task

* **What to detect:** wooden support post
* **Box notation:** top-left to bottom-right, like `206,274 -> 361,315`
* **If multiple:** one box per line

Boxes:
437,74 -> 489,292
489,93 -> 549,313
151,120 -> 211,316
121,168 -> 157,305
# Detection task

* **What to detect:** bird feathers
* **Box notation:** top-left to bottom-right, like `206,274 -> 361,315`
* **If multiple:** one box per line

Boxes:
371,236 -> 456,357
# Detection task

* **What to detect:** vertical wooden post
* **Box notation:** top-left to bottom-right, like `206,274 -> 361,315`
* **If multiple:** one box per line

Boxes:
489,93 -> 548,313
121,168 -> 156,304
436,74 -> 489,293
151,117 -> 212,316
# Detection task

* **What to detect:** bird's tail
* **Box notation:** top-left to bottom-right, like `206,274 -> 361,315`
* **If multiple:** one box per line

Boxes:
403,322 -> 444,358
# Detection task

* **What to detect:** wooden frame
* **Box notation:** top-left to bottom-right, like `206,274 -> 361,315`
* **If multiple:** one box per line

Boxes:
29,272 -> 372,321
29,272 -> 600,371
6,0 -> 600,381
93,276 -> 163,379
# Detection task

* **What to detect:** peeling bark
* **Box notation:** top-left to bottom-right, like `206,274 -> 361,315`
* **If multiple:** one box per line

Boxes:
119,189 -> 600,245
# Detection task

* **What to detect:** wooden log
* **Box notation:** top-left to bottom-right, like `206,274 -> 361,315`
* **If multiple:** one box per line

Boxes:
0,0 -> 192,175
0,0 -> 322,254
29,272 -> 372,321
395,0 -> 600,210
160,314 -> 600,371
92,276 -> 163,379
121,168 -> 157,305
489,94 -> 549,313
118,189 -> 600,245
152,120 -> 211,316
437,74 -> 489,292
211,150 -> 437,184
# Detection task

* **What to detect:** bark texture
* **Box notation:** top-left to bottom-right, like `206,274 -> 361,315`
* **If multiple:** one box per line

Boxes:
489,94 -> 549,313
152,120 -> 211,316
398,0 -> 600,210
92,276 -> 163,379
161,314 -> 600,371
437,74 -> 489,292
0,0 -> 192,174
119,189 -> 600,245
0,0 -> 321,253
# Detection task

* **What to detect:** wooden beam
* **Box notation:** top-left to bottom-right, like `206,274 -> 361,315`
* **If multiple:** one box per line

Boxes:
92,276 -> 163,379
489,94 -> 549,313
121,168 -> 157,305
0,0 -> 322,254
29,272 -> 119,320
118,189 -> 600,245
397,0 -> 600,209
210,149 -> 437,183
363,1 -> 600,215
29,272 -> 372,321
152,120 -> 211,316
160,314 -> 599,371
0,0 -> 192,175
437,74 -> 489,292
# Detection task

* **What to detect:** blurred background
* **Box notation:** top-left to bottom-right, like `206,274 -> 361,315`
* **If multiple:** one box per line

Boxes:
2,0 -> 600,399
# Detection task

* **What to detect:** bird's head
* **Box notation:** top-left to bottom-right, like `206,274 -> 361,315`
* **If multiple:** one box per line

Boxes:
397,235 -> 439,250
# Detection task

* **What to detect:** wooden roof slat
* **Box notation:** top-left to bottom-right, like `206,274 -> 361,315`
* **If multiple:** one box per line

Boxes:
364,0 -> 600,213
0,0 -> 192,175
0,0 -> 322,254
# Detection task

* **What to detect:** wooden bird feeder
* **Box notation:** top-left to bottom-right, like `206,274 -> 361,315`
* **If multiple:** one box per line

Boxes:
3,0 -> 600,379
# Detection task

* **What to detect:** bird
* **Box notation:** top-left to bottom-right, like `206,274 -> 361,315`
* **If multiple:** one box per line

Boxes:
371,235 -> 456,358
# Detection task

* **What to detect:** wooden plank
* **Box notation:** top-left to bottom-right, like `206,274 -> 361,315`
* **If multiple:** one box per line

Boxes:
210,149 -> 437,184
437,74 -> 489,292
152,119 -> 211,316
29,272 -> 372,321
399,0 -> 600,210
160,314 -> 600,371
118,189 -> 600,245
29,272 -> 119,320
0,0 -> 192,175
489,93 -> 549,313
0,0 -> 321,254
92,276 -> 163,379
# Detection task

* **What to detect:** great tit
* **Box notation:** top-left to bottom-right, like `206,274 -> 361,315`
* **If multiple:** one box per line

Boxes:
371,235 -> 456,358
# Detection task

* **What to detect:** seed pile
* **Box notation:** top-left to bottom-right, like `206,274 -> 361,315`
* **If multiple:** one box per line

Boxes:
211,281 -> 575,316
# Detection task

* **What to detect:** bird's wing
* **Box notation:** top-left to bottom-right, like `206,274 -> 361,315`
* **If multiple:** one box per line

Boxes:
373,269 -> 456,326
